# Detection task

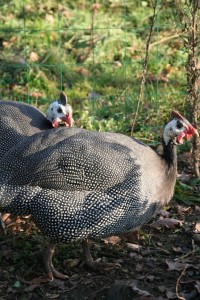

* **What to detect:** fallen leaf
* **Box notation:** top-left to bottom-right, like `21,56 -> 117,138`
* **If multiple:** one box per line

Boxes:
194,223 -> 200,233
45,293 -> 60,299
129,281 -> 152,297
172,246 -> 186,253
46,14 -> 54,23
107,280 -> 152,300
195,281 -> 200,293
176,205 -> 191,214
157,209 -> 170,218
30,51 -> 39,62
156,242 -> 163,247
76,67 -> 90,77
9,36 -> 17,43
146,275 -> 155,282
24,284 -> 38,292
150,218 -> 183,230
30,91 -> 43,98
126,243 -> 142,252
103,236 -> 121,245
63,9 -> 71,18
166,260 -> 189,271
195,205 -> 200,212
193,233 -> 200,241
8,13 -> 14,19
64,258 -> 80,268
122,230 -> 140,242
135,263 -> 143,272
91,3 -> 101,11
129,252 -> 137,258
29,275 -> 50,286
157,285 -> 166,293
2,41 -> 9,48
166,290 -> 177,299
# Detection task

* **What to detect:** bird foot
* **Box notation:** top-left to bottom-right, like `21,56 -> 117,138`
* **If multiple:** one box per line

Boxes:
0,213 -> 10,229
46,262 -> 69,281
45,243 -> 69,281
84,259 -> 121,272
81,239 -> 121,272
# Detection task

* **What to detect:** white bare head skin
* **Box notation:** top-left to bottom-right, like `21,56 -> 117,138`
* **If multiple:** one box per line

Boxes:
46,101 -> 73,122
163,118 -> 187,145
46,92 -> 74,127
163,111 -> 198,146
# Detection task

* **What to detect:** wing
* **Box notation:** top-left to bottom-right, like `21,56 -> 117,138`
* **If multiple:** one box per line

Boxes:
0,127 -> 147,192
0,100 -> 51,157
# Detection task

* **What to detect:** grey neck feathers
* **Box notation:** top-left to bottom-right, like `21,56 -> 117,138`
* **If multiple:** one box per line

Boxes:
161,139 -> 177,169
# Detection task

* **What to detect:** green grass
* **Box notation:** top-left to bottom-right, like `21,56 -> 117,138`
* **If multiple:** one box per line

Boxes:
0,0 -> 189,141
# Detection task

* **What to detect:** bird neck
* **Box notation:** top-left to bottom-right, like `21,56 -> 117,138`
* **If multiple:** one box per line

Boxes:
155,139 -> 178,208
161,139 -> 177,169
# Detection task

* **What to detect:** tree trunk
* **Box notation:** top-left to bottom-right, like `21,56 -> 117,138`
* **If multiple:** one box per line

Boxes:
186,0 -> 200,177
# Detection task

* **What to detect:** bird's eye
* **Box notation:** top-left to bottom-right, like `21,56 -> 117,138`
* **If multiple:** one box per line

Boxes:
176,120 -> 183,129
51,108 -> 53,111
57,107 -> 62,113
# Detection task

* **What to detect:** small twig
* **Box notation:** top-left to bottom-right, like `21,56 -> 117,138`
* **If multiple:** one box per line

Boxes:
94,284 -> 111,294
79,3 -> 99,63
130,0 -> 158,136
176,248 -> 199,260
175,265 -> 187,300
149,33 -> 180,48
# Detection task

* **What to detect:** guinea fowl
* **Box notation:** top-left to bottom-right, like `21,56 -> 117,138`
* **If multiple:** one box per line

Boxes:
0,95 -> 72,225
0,111 -> 198,280
0,99 -> 51,225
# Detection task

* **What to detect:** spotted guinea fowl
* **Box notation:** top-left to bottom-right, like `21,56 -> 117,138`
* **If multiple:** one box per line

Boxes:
0,93 -> 73,156
0,96 -> 72,225
0,111 -> 198,280
46,91 -> 74,128
0,99 -> 54,226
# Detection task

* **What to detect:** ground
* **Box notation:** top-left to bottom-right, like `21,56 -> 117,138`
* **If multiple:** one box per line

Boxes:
0,149 -> 200,300
0,199 -> 200,300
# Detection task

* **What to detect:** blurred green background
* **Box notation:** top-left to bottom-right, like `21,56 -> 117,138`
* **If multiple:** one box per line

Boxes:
0,0 -> 188,142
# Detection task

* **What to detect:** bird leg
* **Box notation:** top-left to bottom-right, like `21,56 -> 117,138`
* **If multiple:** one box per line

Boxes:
81,239 -> 121,271
45,243 -> 69,280
0,213 -> 5,230
0,213 -> 10,229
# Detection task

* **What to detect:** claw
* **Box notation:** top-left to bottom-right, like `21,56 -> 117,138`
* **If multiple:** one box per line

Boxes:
82,239 -> 121,272
45,243 -> 69,280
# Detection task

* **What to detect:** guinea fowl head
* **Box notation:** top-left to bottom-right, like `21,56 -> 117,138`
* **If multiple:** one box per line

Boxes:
163,110 -> 199,146
46,91 -> 74,128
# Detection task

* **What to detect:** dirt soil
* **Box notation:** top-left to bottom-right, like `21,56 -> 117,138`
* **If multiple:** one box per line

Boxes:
0,199 -> 200,300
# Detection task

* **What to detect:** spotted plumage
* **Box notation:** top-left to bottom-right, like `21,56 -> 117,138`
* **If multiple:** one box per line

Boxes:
0,100 -> 51,157
0,110 -> 198,279
0,99 -> 52,226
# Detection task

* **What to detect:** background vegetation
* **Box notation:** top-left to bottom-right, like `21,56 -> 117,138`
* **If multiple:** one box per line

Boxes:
1,2 -> 200,299
0,0 -> 190,143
